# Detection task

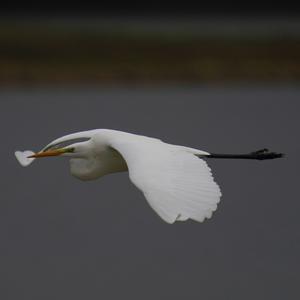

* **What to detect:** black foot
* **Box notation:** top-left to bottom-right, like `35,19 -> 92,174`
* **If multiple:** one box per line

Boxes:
250,149 -> 284,160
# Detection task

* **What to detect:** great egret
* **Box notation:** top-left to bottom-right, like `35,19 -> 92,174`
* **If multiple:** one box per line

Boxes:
15,129 -> 283,224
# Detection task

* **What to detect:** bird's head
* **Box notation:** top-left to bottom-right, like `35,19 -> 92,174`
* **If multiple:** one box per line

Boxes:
15,130 -> 97,167
28,138 -> 92,159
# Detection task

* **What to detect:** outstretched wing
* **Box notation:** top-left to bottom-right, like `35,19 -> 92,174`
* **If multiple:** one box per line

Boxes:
110,138 -> 221,224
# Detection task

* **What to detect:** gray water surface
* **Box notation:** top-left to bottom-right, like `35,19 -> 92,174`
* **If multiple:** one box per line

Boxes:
1,85 -> 299,300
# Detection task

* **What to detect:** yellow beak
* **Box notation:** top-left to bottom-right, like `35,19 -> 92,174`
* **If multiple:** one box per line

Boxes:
28,148 -> 67,158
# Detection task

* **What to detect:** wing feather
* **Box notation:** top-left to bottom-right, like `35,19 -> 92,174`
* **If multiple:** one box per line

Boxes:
110,137 -> 221,223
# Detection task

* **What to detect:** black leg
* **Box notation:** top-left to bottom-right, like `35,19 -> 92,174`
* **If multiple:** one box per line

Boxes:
200,149 -> 284,160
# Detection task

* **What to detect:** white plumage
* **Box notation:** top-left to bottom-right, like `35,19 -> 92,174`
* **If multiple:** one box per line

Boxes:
15,129 -> 221,223
110,134 -> 221,223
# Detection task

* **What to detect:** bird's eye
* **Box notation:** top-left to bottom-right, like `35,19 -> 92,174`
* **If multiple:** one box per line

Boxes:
66,147 -> 75,153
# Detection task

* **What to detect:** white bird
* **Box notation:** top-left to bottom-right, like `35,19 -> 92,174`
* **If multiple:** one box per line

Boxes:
15,129 -> 283,224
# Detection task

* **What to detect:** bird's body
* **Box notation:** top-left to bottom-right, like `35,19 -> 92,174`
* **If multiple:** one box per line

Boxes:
15,129 -> 283,224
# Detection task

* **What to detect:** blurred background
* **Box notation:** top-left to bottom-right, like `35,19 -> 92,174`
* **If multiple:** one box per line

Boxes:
1,4 -> 300,85
1,4 -> 300,300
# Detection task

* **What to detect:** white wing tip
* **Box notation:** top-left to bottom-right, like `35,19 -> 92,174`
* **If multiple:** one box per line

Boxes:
15,150 -> 36,167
